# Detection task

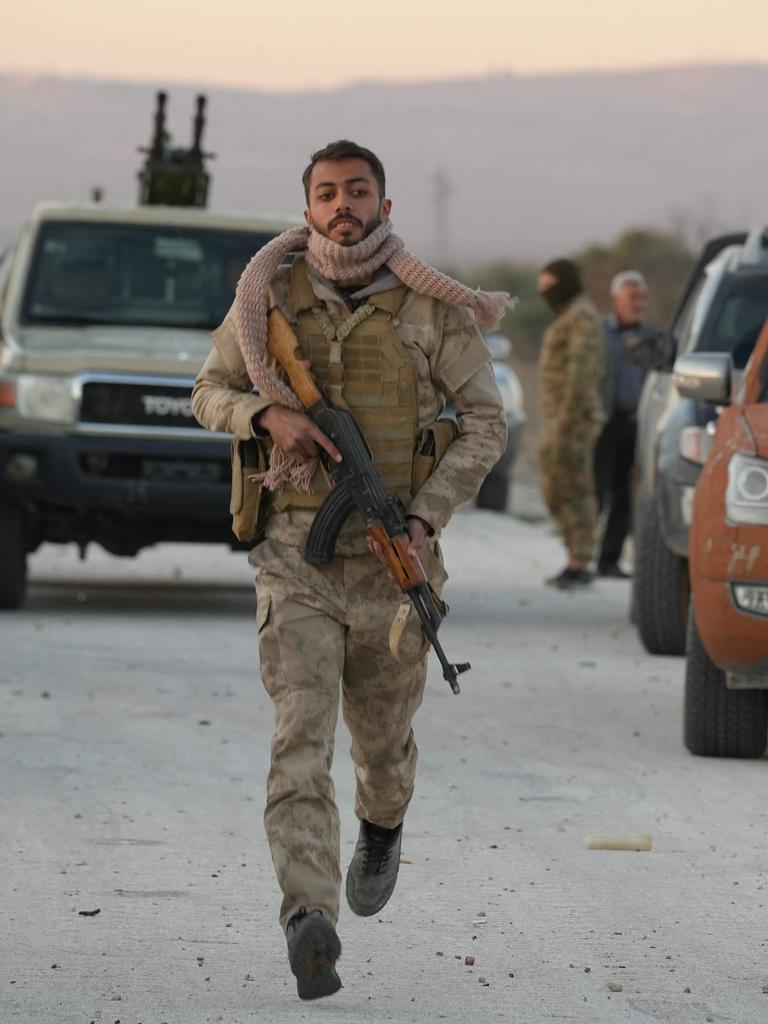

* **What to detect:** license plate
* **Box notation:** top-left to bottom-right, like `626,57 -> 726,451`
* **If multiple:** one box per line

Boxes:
141,459 -> 221,483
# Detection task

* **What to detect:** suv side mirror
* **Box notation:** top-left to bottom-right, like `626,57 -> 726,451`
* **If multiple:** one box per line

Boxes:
673,353 -> 732,404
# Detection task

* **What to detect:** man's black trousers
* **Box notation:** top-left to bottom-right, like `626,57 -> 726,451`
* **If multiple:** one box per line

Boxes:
593,410 -> 637,569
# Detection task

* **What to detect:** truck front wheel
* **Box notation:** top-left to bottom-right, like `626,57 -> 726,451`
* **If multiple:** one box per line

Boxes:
684,607 -> 768,758
0,501 -> 28,609
633,493 -> 689,655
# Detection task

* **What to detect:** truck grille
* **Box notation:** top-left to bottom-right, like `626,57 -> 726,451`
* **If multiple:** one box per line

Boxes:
80,452 -> 228,483
80,381 -> 201,429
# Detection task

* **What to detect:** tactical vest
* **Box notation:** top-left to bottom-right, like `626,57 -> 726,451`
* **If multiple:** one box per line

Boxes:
274,258 -> 420,511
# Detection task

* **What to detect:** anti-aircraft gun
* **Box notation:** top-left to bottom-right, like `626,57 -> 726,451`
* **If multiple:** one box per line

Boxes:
138,91 -> 214,208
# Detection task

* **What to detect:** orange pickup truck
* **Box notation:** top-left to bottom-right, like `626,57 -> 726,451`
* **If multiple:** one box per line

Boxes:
673,320 -> 768,757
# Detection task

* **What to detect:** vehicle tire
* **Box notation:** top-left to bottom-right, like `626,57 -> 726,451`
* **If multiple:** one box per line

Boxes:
633,494 -> 689,655
684,607 -> 768,758
476,473 -> 509,512
0,500 -> 27,610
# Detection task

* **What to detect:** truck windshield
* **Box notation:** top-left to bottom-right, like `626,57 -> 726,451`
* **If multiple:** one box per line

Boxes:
698,273 -> 768,369
21,221 -> 279,330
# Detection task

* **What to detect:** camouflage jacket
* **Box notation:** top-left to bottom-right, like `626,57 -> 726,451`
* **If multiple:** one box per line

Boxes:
538,294 -> 605,432
192,263 -> 507,547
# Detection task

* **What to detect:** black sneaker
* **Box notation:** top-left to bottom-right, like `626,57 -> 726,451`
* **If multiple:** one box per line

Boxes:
346,820 -> 402,917
597,562 -> 631,579
545,568 -> 593,589
286,908 -> 342,1000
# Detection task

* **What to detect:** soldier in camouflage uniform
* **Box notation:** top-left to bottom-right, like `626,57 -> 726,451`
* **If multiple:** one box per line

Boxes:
537,258 -> 605,589
192,140 -> 507,999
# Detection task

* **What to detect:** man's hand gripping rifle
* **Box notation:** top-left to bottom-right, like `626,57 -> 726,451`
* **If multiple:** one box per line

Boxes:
267,307 -> 470,694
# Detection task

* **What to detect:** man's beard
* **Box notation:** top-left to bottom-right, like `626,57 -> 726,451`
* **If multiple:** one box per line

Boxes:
319,214 -> 382,246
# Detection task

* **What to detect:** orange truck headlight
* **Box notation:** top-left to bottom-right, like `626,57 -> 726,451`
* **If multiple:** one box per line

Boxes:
726,453 -> 768,525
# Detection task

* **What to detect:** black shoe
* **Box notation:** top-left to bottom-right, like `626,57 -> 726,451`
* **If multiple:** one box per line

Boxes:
597,562 -> 631,579
346,820 -> 402,917
286,908 -> 342,1000
545,568 -> 593,589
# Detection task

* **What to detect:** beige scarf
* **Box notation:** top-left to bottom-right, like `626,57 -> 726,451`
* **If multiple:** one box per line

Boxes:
233,220 -> 516,490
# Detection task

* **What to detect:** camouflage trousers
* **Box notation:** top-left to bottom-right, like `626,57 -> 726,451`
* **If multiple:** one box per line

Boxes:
252,534 -> 446,931
539,422 -> 600,564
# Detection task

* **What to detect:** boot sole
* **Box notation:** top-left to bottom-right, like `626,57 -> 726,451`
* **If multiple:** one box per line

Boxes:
288,915 -> 342,1000
346,871 -> 399,917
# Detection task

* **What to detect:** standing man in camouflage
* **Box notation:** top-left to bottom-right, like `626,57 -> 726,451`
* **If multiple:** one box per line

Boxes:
537,258 -> 605,589
192,140 -> 508,1000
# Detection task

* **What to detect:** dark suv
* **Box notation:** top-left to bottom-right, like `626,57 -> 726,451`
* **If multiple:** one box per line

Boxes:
633,228 -> 768,654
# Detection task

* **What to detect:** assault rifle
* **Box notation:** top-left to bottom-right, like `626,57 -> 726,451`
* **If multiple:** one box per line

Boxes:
267,307 -> 470,694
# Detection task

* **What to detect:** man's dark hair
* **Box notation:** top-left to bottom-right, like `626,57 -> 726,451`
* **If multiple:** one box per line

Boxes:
302,140 -> 386,203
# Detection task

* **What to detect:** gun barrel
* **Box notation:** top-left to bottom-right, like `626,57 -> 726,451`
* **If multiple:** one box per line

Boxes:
408,585 -> 467,695
191,94 -> 207,157
150,91 -> 167,158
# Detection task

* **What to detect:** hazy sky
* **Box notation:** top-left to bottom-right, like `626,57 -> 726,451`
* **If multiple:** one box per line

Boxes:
2,0 -> 767,90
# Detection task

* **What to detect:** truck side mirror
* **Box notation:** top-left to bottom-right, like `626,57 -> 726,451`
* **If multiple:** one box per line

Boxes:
673,352 -> 732,404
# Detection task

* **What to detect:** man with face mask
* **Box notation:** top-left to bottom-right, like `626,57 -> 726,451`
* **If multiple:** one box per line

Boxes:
192,140 -> 509,999
537,258 -> 605,589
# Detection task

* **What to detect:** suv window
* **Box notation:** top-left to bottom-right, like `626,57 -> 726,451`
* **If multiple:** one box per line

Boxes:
696,273 -> 768,369
21,221 -> 276,330
674,274 -> 709,353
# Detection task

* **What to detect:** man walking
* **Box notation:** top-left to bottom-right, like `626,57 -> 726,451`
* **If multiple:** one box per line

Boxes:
594,271 -> 650,577
192,140 -> 508,999
537,258 -> 605,589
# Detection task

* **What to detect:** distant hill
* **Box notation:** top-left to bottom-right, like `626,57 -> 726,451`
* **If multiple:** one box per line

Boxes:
1,65 -> 766,264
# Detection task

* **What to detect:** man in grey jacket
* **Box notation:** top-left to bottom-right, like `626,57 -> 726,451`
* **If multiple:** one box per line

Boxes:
594,270 -> 650,577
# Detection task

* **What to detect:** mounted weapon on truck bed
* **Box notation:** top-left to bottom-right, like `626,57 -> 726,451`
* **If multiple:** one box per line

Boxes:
138,91 -> 214,208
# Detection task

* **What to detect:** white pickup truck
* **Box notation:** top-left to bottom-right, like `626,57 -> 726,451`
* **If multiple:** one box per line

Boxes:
0,201 -> 292,608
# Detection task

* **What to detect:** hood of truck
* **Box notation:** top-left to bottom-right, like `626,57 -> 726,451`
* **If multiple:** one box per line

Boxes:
9,324 -> 213,376
744,404 -> 768,459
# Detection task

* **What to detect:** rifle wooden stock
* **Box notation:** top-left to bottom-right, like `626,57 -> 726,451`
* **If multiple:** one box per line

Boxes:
267,307 -> 323,408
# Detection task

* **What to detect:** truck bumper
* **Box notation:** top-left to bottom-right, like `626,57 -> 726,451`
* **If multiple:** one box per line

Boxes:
0,430 -> 235,548
695,576 -> 768,683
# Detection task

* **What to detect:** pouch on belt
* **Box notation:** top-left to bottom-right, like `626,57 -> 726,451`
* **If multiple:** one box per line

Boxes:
230,436 -> 270,544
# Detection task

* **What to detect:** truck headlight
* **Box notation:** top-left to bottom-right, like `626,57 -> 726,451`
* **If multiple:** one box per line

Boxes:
726,453 -> 768,525
16,375 -> 77,424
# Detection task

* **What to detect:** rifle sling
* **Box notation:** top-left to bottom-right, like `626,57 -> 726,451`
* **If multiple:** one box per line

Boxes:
388,601 -> 431,664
